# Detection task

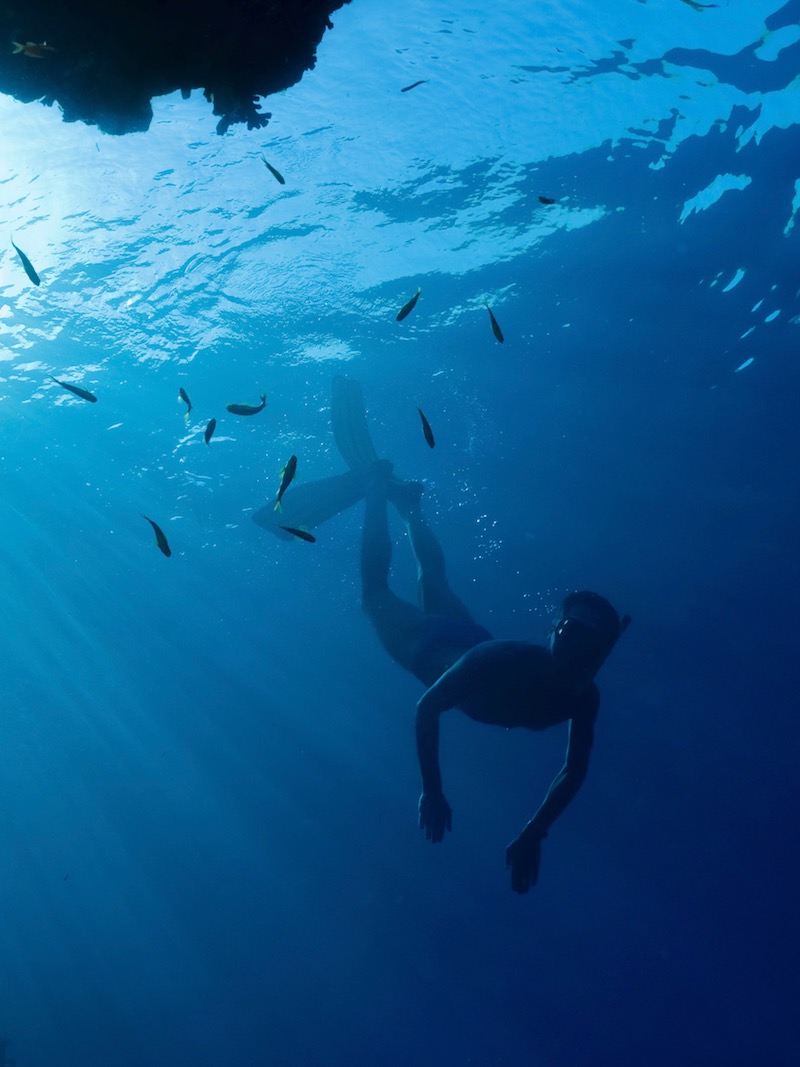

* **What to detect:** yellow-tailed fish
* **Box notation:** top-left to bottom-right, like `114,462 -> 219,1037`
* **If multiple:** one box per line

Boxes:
274,454 -> 298,511
178,387 -> 192,418
261,156 -> 286,185
417,408 -> 435,448
143,515 -> 171,557
50,376 -> 97,403
11,238 -> 40,286
484,302 -> 504,344
537,195 -> 557,205
280,526 -> 316,543
12,41 -> 56,58
226,393 -> 267,416
396,287 -> 421,322
204,418 -> 217,445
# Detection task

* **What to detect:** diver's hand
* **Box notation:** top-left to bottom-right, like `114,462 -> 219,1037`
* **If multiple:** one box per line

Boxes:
418,791 -> 452,843
505,829 -> 546,894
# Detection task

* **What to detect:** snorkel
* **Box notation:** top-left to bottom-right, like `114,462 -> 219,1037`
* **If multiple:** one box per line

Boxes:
585,612 -> 631,680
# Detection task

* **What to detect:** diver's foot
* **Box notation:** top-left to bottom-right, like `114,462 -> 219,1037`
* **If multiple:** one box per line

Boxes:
389,478 -> 424,520
362,458 -> 394,496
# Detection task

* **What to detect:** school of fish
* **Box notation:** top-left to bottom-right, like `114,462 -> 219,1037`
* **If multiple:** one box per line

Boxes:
9,95 -> 525,556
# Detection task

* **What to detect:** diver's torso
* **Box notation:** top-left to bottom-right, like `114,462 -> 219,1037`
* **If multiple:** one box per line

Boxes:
453,640 -> 599,729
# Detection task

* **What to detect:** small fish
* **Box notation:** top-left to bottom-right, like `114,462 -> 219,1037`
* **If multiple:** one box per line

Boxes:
178,387 -> 192,418
226,393 -> 267,416
50,376 -> 97,403
11,238 -> 40,285
12,41 -> 56,58
142,515 -> 171,557
417,408 -> 435,449
484,302 -> 504,344
261,156 -> 286,185
537,195 -> 557,205
280,526 -> 316,543
401,79 -> 428,93
396,287 -> 421,322
204,417 -> 217,445
274,454 -> 298,511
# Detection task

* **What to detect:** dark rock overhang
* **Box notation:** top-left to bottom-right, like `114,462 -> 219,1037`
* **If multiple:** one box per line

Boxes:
0,0 -> 351,135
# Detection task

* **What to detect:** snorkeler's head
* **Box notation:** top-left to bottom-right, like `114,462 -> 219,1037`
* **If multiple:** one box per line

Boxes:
549,590 -> 628,678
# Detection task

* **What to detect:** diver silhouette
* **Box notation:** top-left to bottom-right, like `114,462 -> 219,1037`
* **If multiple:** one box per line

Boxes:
253,377 -> 629,893
359,459 -> 629,893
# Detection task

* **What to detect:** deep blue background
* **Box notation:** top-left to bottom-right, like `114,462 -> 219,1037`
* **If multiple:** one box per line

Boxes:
1,2 -> 798,1065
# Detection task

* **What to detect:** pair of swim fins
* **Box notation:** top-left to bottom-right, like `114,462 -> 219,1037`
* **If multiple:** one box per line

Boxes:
252,376 -> 385,538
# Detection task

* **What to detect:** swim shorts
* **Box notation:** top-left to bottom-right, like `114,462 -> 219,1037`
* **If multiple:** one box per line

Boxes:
411,613 -> 493,679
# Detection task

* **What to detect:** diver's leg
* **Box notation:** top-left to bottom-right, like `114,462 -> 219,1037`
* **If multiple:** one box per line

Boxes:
361,464 -> 428,673
389,482 -> 474,621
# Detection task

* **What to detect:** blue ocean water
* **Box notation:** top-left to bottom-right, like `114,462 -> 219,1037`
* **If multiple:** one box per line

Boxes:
1,1 -> 799,1064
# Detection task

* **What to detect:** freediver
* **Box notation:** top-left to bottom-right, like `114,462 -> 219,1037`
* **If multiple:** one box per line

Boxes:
252,377 -> 629,894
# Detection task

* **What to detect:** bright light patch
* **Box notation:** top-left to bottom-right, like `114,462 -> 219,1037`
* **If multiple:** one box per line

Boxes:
737,74 -> 800,150
679,174 -> 751,224
754,25 -> 800,63
295,339 -> 358,365
785,179 -> 800,236
722,269 -> 746,293
735,358 -> 754,372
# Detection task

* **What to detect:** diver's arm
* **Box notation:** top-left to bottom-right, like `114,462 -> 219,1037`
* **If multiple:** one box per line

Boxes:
506,709 -> 596,893
415,660 -> 469,792
526,711 -> 595,837
415,662 -> 469,842
415,689 -> 444,795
